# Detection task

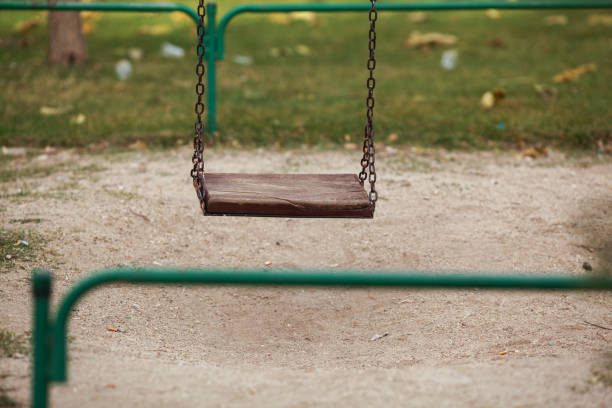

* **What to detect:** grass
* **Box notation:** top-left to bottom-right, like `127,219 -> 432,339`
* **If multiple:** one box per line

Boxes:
0,1 -> 611,150
0,229 -> 46,273
0,329 -> 28,359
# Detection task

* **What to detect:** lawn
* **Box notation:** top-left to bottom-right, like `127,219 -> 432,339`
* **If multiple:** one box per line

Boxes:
0,0 -> 611,149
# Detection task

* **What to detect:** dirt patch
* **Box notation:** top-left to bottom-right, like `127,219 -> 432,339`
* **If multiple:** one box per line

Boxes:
0,147 -> 611,407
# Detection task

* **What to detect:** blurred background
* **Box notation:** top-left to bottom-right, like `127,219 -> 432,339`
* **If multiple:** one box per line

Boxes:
1,0 -> 611,150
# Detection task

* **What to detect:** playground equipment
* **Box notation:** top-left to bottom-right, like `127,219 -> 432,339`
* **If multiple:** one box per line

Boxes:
30,267 -> 612,408
190,0 -> 379,217
3,1 -> 612,134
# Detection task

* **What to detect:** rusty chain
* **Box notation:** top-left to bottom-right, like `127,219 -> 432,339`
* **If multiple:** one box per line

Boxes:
191,0 -> 206,214
358,0 -> 378,208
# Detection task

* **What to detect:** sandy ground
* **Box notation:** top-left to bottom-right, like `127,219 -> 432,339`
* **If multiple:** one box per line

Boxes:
0,146 -> 611,407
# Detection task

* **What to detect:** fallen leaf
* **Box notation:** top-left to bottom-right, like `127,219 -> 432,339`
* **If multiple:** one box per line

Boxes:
107,327 -> 119,332
290,12 -> 318,25
534,84 -> 557,100
408,12 -> 428,23
387,133 -> 398,143
343,134 -> 351,142
480,88 -> 506,110
487,38 -> 505,48
553,64 -> 597,83
269,13 -> 291,25
498,350 -> 509,355
295,44 -> 311,56
485,9 -> 501,19
82,22 -> 95,35
105,384 -> 116,389
588,14 -> 612,25
545,15 -> 568,25
14,17 -> 42,35
171,11 -> 192,24
139,25 -> 172,36
480,92 -> 495,110
264,260 -> 272,267
405,31 -> 457,48
71,113 -> 86,125
40,106 -> 73,116
522,146 -> 548,159
128,140 -> 146,150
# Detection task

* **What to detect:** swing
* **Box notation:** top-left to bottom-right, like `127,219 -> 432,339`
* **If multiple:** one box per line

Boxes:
190,0 -> 379,218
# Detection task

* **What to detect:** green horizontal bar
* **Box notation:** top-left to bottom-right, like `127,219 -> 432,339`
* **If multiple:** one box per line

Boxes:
0,1 -> 199,26
49,267 -> 611,382
217,1 -> 612,59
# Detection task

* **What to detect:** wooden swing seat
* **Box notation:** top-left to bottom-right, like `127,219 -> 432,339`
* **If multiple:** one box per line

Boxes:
203,173 -> 373,218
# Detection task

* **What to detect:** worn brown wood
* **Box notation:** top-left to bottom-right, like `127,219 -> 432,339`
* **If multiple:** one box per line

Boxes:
204,173 -> 373,218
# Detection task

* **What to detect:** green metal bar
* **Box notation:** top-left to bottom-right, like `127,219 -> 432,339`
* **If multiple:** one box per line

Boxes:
217,1 -> 612,59
206,3 -> 218,135
0,1 -> 199,25
32,269 -> 51,408
47,267 -> 612,383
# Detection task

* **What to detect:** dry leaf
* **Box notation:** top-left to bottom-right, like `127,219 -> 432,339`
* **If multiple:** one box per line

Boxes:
295,44 -> 312,56
71,113 -> 86,125
522,146 -> 548,159
498,350 -> 509,355
588,14 -> 612,25
290,12 -> 318,25
40,106 -> 72,116
545,15 -> 568,25
269,13 -> 291,25
480,88 -> 506,110
82,22 -> 95,35
343,134 -> 351,142
487,38 -> 505,48
485,9 -> 501,19
171,11 -> 192,24
139,25 -> 172,36
405,31 -> 457,48
534,84 -> 557,100
408,12 -> 428,23
387,133 -> 398,143
107,327 -> 119,332
553,64 -> 597,83
480,92 -> 495,110
128,140 -> 147,150
14,17 -> 42,35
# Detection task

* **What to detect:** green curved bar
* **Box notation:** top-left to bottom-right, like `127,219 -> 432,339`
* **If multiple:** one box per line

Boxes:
0,1 -> 199,26
217,1 -> 612,59
47,267 -> 612,382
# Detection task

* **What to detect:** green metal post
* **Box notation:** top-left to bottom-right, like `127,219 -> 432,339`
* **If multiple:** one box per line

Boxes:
32,269 -> 52,408
206,3 -> 218,134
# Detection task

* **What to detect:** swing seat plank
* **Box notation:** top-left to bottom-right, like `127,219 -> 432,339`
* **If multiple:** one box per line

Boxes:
203,173 -> 373,218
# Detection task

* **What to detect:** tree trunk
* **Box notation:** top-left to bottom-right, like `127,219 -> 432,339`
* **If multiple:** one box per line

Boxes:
48,10 -> 88,65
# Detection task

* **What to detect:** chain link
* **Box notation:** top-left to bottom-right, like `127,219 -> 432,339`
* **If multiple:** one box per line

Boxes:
358,0 -> 378,208
191,0 -> 206,214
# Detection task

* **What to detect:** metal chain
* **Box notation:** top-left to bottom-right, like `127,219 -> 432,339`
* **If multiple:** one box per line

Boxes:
358,0 -> 378,208
191,0 -> 206,214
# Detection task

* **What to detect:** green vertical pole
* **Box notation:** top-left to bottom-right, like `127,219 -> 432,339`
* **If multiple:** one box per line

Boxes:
206,2 -> 217,135
32,269 -> 51,408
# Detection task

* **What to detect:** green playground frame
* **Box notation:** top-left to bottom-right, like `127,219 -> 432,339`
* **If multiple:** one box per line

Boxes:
30,267 -> 612,408
3,1 -> 612,133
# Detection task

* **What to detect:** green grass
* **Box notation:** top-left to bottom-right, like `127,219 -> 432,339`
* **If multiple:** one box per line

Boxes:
0,329 -> 28,358
0,229 -> 45,273
1,1 -> 611,149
